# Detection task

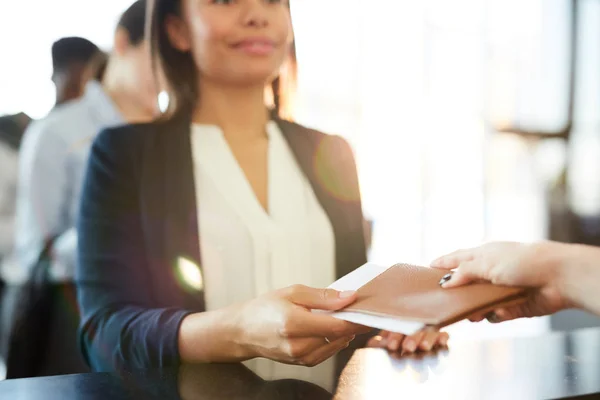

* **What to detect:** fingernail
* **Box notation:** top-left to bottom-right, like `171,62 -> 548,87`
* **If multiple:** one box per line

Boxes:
440,336 -> 448,347
339,290 -> 356,299
431,258 -> 442,267
389,339 -> 400,351
485,312 -> 499,323
421,341 -> 431,351
405,340 -> 416,353
438,273 -> 453,286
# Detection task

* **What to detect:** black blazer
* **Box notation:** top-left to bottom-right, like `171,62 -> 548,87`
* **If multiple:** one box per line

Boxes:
76,114 -> 367,372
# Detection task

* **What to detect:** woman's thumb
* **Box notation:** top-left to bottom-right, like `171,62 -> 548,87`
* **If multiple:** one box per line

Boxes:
285,285 -> 357,310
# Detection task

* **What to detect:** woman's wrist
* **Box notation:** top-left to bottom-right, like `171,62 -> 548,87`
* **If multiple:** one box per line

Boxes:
552,242 -> 600,310
226,302 -> 258,360
178,304 -> 254,363
531,240 -> 584,309
524,241 -> 563,286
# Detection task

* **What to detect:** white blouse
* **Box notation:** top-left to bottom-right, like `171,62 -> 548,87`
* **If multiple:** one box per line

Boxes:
191,121 -> 336,387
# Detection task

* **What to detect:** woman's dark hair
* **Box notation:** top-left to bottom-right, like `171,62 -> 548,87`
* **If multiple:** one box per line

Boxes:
90,0 -> 147,83
150,0 -> 297,119
117,0 -> 148,46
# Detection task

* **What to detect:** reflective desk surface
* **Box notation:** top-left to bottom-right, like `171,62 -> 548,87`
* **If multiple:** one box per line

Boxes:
2,327 -> 600,400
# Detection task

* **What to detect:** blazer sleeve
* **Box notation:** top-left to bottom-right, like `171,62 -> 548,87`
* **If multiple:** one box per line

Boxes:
76,127 -> 190,372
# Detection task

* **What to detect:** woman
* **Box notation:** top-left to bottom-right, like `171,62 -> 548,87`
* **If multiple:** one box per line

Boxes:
76,0 -> 446,374
432,241 -> 600,321
6,0 -> 156,375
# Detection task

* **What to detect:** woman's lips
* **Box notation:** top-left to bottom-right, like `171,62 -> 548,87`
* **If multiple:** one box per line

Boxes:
232,38 -> 276,56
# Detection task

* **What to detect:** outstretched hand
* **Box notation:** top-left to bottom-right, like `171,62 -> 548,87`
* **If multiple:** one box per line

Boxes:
431,241 -> 571,322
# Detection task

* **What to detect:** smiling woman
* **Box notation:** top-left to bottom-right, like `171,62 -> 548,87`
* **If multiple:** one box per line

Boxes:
76,0 -> 371,379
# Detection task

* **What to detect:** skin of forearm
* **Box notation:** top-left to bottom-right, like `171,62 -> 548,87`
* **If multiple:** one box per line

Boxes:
178,304 -> 254,363
553,243 -> 600,316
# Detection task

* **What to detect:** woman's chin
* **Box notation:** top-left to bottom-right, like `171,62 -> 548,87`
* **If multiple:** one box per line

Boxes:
222,69 -> 282,87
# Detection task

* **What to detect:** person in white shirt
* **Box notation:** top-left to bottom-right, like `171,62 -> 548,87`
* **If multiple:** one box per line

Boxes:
0,113 -> 31,266
11,0 -> 157,285
2,0 -> 157,375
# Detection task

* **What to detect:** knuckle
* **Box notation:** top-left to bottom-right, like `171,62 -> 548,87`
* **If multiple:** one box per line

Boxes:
278,311 -> 296,338
319,288 -> 327,301
330,323 -> 347,338
278,326 -> 291,338
290,284 -> 305,293
302,357 -> 317,367
284,284 -> 304,297
319,288 -> 331,301
288,343 -> 306,359
278,319 -> 295,338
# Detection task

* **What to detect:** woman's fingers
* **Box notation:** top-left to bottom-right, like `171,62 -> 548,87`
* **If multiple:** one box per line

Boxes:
367,330 -> 449,355
299,335 -> 354,367
383,332 -> 404,352
431,249 -> 475,269
418,331 -> 448,351
283,337 -> 330,360
282,285 -> 357,311
401,331 -> 424,353
439,260 -> 480,288
281,306 -> 365,338
469,313 -> 486,322
366,334 -> 386,348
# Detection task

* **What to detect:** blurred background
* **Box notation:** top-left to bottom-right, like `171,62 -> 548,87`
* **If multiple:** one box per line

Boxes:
1,0 -> 599,356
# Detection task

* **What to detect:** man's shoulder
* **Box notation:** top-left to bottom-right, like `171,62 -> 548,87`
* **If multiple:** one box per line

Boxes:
22,101 -> 91,145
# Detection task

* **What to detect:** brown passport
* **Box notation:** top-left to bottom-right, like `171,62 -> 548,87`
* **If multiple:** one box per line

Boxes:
340,263 -> 529,331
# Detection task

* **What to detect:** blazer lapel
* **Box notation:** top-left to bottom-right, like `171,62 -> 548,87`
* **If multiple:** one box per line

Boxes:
142,116 -> 204,309
276,118 -> 367,280
164,117 -> 204,303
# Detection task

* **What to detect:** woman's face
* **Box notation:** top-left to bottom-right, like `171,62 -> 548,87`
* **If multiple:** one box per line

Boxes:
171,0 -> 293,86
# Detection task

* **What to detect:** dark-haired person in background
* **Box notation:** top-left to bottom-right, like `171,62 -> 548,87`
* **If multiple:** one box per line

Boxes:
3,0 -> 157,374
51,37 -> 101,106
76,0 -> 447,384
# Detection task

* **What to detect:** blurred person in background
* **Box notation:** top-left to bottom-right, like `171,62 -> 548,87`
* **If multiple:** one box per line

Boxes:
51,37 -> 101,107
0,113 -> 31,267
76,0 -> 447,382
3,0 -> 157,376
0,114 -> 31,368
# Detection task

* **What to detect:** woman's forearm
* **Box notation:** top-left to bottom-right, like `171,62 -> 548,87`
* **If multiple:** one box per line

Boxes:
552,243 -> 600,316
178,304 -> 254,363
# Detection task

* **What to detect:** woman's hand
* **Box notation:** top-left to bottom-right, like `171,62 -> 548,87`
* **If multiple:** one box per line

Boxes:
233,285 -> 371,367
431,241 -> 572,322
367,330 -> 448,354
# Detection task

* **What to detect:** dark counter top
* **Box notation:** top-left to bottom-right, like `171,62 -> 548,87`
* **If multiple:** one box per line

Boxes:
2,327 -> 600,399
